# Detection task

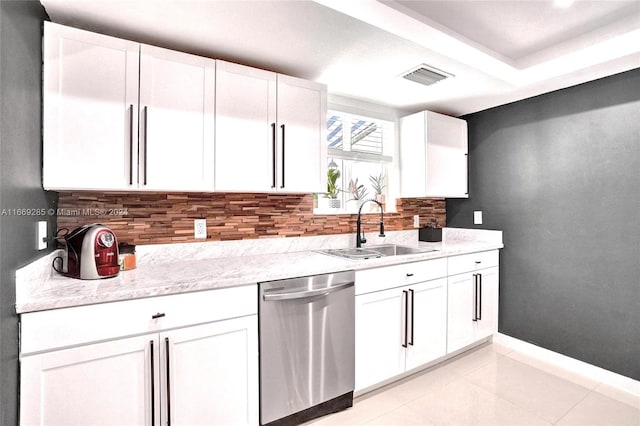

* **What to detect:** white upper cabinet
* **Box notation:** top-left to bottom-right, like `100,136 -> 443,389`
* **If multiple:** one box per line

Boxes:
276,74 -> 327,193
399,110 -> 468,198
215,61 -> 327,193
43,22 -> 139,190
139,45 -> 215,191
43,22 -> 215,191
43,23 -> 326,193
215,61 -> 277,192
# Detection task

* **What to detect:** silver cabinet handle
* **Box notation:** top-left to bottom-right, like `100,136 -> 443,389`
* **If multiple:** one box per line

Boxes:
165,337 -> 171,425
402,290 -> 409,348
472,274 -> 478,322
408,289 -> 414,346
149,340 -> 155,425
263,281 -> 353,301
271,123 -> 276,189
143,106 -> 148,186
478,273 -> 483,321
129,104 -> 134,185
280,124 -> 286,189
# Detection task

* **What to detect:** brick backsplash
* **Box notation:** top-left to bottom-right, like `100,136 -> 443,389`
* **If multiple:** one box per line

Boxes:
56,192 -> 445,245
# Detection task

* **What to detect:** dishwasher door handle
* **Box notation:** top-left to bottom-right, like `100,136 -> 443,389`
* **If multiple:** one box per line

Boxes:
263,281 -> 354,301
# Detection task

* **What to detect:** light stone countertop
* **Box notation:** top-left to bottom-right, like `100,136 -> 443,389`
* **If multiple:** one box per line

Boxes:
16,229 -> 503,313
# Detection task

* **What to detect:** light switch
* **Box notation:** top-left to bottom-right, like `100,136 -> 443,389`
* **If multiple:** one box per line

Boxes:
413,215 -> 420,228
473,211 -> 483,225
37,221 -> 47,250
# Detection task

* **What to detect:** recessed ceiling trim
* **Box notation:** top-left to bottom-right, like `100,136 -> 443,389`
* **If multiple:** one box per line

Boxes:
314,0 -> 640,87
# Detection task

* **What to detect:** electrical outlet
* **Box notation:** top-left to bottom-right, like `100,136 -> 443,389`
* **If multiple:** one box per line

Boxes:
37,221 -> 47,250
473,211 -> 483,225
194,219 -> 207,239
413,215 -> 420,228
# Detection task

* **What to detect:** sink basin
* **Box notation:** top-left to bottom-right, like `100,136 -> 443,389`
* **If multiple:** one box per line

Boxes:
320,247 -> 385,260
319,244 -> 437,260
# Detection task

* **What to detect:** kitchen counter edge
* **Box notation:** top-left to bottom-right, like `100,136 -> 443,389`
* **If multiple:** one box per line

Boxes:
16,242 -> 503,314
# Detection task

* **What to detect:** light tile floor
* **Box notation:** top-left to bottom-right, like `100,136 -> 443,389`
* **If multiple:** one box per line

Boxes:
309,342 -> 640,426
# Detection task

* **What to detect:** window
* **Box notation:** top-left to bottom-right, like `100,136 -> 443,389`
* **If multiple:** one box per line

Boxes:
316,110 -> 396,214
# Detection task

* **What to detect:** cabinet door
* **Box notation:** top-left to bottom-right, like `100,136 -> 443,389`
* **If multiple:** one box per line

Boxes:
162,315 -> 258,426
20,334 -> 157,426
139,45 -> 215,191
425,111 -> 468,197
405,278 -> 447,370
474,267 -> 500,341
43,22 -> 139,190
447,272 -> 476,354
276,75 -> 327,193
355,288 -> 406,391
215,61 -> 277,192
399,112 -> 427,197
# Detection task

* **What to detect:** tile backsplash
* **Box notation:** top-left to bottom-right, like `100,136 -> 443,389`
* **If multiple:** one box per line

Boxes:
56,192 -> 445,245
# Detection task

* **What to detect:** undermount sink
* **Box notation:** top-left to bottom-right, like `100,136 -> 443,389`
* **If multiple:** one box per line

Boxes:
319,244 -> 438,260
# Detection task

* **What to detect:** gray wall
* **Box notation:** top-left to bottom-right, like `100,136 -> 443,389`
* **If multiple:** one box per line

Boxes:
447,68 -> 640,380
0,2 -> 55,424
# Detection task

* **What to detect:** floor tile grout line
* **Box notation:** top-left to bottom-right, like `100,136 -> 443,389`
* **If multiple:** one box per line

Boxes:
349,387 -> 423,425
459,348 -> 508,378
322,342 -> 633,425
550,387 -> 595,425
358,401 -> 411,426
590,382 -> 640,409
502,350 -> 603,393
462,353 -> 596,424
460,375 -> 554,425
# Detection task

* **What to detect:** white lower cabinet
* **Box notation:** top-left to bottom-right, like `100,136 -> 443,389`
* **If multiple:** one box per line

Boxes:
356,250 -> 500,392
20,286 -> 258,426
355,287 -> 405,390
20,334 -> 153,426
447,251 -> 500,354
162,316 -> 258,426
447,272 -> 476,353
355,259 -> 448,391
405,279 -> 449,371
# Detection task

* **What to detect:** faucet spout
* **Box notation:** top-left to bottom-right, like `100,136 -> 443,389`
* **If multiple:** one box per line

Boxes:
356,199 -> 385,248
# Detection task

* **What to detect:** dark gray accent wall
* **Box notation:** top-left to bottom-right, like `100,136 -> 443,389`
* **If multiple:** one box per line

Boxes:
447,68 -> 640,380
0,2 -> 55,424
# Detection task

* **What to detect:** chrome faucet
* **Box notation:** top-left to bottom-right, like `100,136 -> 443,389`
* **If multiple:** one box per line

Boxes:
356,199 -> 385,248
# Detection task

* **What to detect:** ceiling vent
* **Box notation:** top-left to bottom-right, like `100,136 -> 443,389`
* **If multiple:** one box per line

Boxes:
401,64 -> 453,87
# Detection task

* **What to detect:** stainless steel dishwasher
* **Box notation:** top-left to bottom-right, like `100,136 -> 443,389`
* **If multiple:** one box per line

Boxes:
259,270 -> 355,426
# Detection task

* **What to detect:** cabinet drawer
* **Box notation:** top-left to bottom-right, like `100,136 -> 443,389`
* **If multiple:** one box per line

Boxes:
356,258 -> 447,295
448,250 -> 499,276
21,285 -> 257,355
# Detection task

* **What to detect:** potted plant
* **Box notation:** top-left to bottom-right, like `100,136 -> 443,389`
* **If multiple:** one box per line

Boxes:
369,173 -> 386,204
326,168 -> 341,208
346,178 -> 368,211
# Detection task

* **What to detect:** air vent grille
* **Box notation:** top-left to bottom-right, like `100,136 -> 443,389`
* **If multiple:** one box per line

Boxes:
402,64 -> 452,87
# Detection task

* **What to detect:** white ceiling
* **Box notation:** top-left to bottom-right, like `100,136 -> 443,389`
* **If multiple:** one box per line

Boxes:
41,0 -> 640,117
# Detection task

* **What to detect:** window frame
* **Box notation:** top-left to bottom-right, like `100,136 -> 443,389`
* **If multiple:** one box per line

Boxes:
315,109 -> 398,215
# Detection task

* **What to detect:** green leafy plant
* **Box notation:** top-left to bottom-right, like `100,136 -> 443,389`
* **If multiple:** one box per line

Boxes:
369,173 -> 386,195
326,168 -> 341,199
347,178 -> 368,201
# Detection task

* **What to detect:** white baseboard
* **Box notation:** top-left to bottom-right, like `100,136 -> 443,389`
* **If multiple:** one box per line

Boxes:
494,333 -> 640,398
